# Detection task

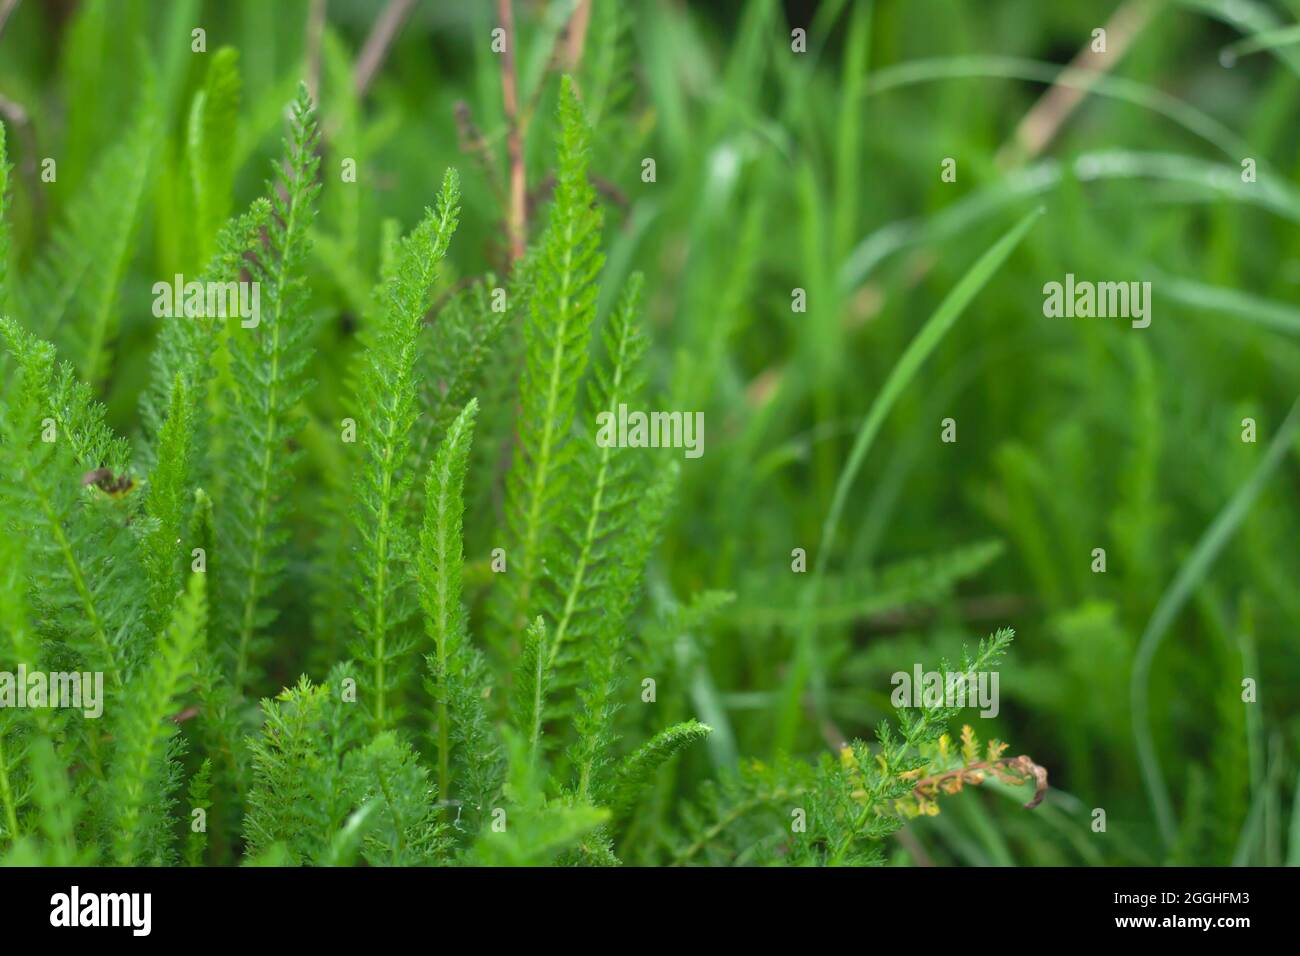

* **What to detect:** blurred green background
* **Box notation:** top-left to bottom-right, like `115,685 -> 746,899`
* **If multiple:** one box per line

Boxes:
2,0 -> 1299,865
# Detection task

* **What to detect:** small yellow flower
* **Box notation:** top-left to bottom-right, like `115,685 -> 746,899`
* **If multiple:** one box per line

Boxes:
960,725 -> 979,764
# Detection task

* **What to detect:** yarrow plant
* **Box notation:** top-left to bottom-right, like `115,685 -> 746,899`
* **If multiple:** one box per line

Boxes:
0,40 -> 1046,867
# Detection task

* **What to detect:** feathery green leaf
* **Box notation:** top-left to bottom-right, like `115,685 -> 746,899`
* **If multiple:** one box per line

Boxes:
348,168 -> 461,730
110,572 -> 208,865
499,76 -> 605,643
216,86 -> 322,694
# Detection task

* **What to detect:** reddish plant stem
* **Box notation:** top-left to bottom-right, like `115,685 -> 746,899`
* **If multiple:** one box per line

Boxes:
498,0 -> 525,266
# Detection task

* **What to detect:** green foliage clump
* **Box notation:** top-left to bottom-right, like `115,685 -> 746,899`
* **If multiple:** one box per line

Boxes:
48,1 -> 1287,871
0,68 -> 1035,867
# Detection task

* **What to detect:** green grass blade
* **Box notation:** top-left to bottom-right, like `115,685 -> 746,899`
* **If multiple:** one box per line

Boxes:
1155,272 -> 1300,337
864,55 -> 1249,163
774,206 -> 1043,753
1132,394 -> 1300,848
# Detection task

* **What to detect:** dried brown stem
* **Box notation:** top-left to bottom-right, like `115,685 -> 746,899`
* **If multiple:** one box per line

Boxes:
559,0 -> 592,73
498,0 -> 526,265
912,755 -> 1049,810
354,0 -> 416,99
304,0 -> 327,102
810,0 -> 1158,395
999,0 -> 1156,166
0,0 -> 19,41
518,0 -> 593,135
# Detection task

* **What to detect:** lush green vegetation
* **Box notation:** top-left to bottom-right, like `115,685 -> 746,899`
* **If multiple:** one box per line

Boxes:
0,0 -> 1297,866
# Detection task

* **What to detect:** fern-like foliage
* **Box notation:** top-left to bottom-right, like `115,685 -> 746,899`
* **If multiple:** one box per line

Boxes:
673,629 -> 1025,866
0,176 -> 30,842
341,732 -> 448,865
580,0 -> 636,131
547,275 -> 648,674
558,278 -> 667,786
498,76 -> 604,647
140,377 -> 194,634
0,319 -> 144,686
242,677 -> 338,864
23,737 -> 87,866
607,719 -> 713,816
243,668 -> 444,865
569,462 -> 678,791
108,572 -> 208,865
18,73 -> 158,384
139,199 -> 271,461
510,616 -> 551,764
672,755 -> 818,866
0,48 -> 1046,872
408,273 -> 511,521
417,398 -> 502,826
187,47 -> 242,266
347,169 -> 461,730
184,759 -> 213,866
467,729 -> 608,866
0,471 -> 35,845
216,85 -> 322,693
737,539 -> 1006,630
0,319 -> 150,860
